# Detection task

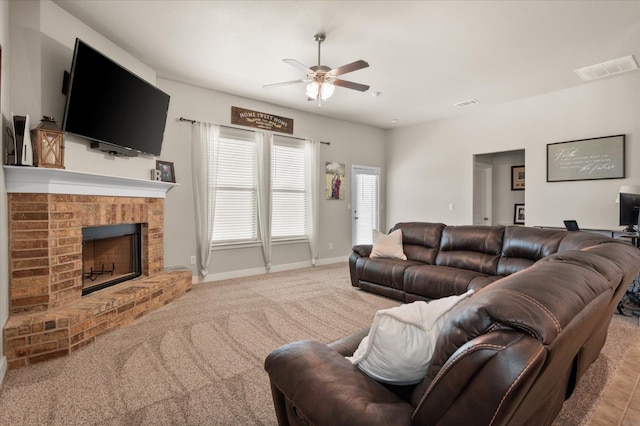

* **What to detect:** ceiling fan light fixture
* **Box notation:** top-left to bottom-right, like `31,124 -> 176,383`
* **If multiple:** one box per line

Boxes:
306,81 -> 335,101
305,82 -> 319,99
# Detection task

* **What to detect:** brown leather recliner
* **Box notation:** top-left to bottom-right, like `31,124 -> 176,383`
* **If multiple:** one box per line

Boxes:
265,224 -> 640,425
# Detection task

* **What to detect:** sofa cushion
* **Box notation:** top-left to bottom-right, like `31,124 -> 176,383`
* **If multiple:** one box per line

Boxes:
371,229 -> 407,260
391,222 -> 445,264
404,265 -> 492,299
497,227 -> 567,275
356,257 -> 420,291
347,291 -> 473,385
435,226 -> 504,275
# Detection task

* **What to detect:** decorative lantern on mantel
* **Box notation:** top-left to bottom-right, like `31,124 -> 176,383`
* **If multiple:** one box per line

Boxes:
31,116 -> 64,169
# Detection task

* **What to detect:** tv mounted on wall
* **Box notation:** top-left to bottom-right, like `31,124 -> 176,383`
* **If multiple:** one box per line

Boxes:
619,192 -> 640,232
62,38 -> 170,157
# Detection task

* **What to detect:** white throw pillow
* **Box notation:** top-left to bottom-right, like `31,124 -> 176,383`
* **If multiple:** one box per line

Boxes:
370,229 -> 407,260
346,290 -> 474,385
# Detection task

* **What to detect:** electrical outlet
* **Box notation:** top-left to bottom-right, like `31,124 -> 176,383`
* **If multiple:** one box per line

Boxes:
190,255 -> 196,265
329,243 -> 333,250
448,203 -> 455,211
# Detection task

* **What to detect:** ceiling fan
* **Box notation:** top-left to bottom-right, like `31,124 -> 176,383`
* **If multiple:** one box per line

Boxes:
264,33 -> 370,106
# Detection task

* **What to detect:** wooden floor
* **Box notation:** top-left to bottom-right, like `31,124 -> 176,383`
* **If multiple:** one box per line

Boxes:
589,325 -> 640,425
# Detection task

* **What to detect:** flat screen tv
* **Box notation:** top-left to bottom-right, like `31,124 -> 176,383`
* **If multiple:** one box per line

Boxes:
62,38 -> 170,157
619,192 -> 640,232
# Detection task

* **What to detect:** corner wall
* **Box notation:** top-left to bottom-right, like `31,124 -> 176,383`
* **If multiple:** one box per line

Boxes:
386,72 -> 640,230
0,0 -> 10,382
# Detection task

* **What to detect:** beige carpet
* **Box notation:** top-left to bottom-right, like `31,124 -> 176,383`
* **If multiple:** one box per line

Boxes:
0,263 -> 637,425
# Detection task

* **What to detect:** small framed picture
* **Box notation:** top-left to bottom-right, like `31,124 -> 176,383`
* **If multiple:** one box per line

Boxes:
511,165 -> 525,190
156,160 -> 175,183
514,203 -> 525,225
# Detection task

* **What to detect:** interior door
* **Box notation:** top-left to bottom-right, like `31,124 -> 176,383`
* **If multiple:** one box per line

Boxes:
473,163 -> 492,225
352,165 -> 380,245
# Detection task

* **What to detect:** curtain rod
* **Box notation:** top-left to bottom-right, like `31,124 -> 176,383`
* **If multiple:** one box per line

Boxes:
179,117 -> 330,145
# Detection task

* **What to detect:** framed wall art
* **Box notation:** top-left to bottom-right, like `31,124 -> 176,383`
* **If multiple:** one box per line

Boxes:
511,165 -> 525,190
325,162 -> 345,200
514,204 -> 525,225
547,135 -> 625,182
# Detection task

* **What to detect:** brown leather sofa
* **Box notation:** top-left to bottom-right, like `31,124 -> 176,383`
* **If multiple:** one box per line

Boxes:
264,223 -> 640,425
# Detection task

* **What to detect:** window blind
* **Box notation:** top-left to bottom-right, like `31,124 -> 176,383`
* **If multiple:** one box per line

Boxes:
355,171 -> 379,245
272,137 -> 308,239
211,132 -> 257,243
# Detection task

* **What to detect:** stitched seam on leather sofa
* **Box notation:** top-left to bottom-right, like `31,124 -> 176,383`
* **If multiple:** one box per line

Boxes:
489,345 -> 545,426
413,343 -> 505,421
281,390 -> 315,426
497,288 -> 562,334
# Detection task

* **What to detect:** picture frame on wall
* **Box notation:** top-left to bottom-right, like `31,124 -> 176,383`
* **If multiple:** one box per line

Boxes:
511,165 -> 525,190
514,204 -> 525,225
156,160 -> 176,183
546,134 -> 625,182
325,162 -> 345,200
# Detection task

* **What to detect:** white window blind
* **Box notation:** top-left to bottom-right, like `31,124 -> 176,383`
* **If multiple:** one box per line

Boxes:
271,137 -> 308,239
211,130 -> 257,243
354,170 -> 379,245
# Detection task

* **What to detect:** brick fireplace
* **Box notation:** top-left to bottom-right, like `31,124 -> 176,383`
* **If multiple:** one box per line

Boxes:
3,167 -> 192,368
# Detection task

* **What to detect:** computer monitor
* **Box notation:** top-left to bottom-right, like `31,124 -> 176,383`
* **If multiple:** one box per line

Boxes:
619,192 -> 640,232
563,220 -> 579,231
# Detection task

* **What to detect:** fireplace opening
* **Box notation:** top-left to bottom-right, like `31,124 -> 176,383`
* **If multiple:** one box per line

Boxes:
82,223 -> 142,296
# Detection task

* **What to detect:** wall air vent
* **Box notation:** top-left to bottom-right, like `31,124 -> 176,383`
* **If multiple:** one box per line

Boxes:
455,99 -> 480,108
574,55 -> 638,81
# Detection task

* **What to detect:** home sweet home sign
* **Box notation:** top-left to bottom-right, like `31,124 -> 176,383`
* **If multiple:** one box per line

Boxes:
231,106 -> 293,134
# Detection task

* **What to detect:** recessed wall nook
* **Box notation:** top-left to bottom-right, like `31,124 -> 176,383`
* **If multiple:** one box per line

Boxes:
3,166 -> 192,368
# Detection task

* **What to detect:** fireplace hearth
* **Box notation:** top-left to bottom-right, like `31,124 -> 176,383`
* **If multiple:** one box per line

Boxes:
3,166 -> 191,368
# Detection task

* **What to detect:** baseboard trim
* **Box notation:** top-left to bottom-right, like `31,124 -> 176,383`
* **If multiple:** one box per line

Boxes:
0,355 -> 7,384
198,256 -> 348,283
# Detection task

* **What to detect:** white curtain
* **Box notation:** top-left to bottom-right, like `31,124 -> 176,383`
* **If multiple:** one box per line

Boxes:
306,140 -> 320,265
256,132 -> 273,271
191,122 -> 219,279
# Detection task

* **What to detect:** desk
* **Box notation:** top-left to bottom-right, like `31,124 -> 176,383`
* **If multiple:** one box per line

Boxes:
619,233 -> 640,248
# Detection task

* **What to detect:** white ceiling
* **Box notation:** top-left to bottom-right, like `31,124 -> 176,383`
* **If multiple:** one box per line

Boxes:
52,0 -> 640,130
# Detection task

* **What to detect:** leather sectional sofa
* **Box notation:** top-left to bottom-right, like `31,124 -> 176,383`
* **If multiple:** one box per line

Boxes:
265,223 -> 640,425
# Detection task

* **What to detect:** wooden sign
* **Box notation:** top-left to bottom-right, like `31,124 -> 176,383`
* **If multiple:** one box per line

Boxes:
547,134 -> 625,182
231,106 -> 293,134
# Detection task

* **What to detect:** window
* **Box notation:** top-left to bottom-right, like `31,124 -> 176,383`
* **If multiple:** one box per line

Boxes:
211,129 -> 257,243
272,137 -> 308,239
210,130 -> 310,245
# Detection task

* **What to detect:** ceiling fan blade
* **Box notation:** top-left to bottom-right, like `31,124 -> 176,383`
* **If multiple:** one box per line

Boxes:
329,60 -> 369,77
263,79 -> 308,88
332,79 -> 370,92
283,59 -> 314,74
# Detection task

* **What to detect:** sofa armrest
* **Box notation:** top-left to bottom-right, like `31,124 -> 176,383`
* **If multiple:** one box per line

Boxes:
352,244 -> 372,257
265,340 -> 414,426
328,328 -> 369,356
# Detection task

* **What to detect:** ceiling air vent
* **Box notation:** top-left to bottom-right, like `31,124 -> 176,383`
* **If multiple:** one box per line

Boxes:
574,55 -> 638,81
455,99 -> 480,108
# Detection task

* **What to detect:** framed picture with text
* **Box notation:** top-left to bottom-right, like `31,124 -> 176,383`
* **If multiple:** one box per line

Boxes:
547,135 -> 625,182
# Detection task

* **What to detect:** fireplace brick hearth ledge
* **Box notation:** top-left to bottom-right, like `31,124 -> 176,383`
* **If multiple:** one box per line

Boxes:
3,166 -> 191,368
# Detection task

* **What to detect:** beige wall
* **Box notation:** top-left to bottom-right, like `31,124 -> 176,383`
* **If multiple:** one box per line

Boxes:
158,79 -> 386,279
0,0 -> 10,381
386,72 -> 640,230
3,0 -> 386,286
